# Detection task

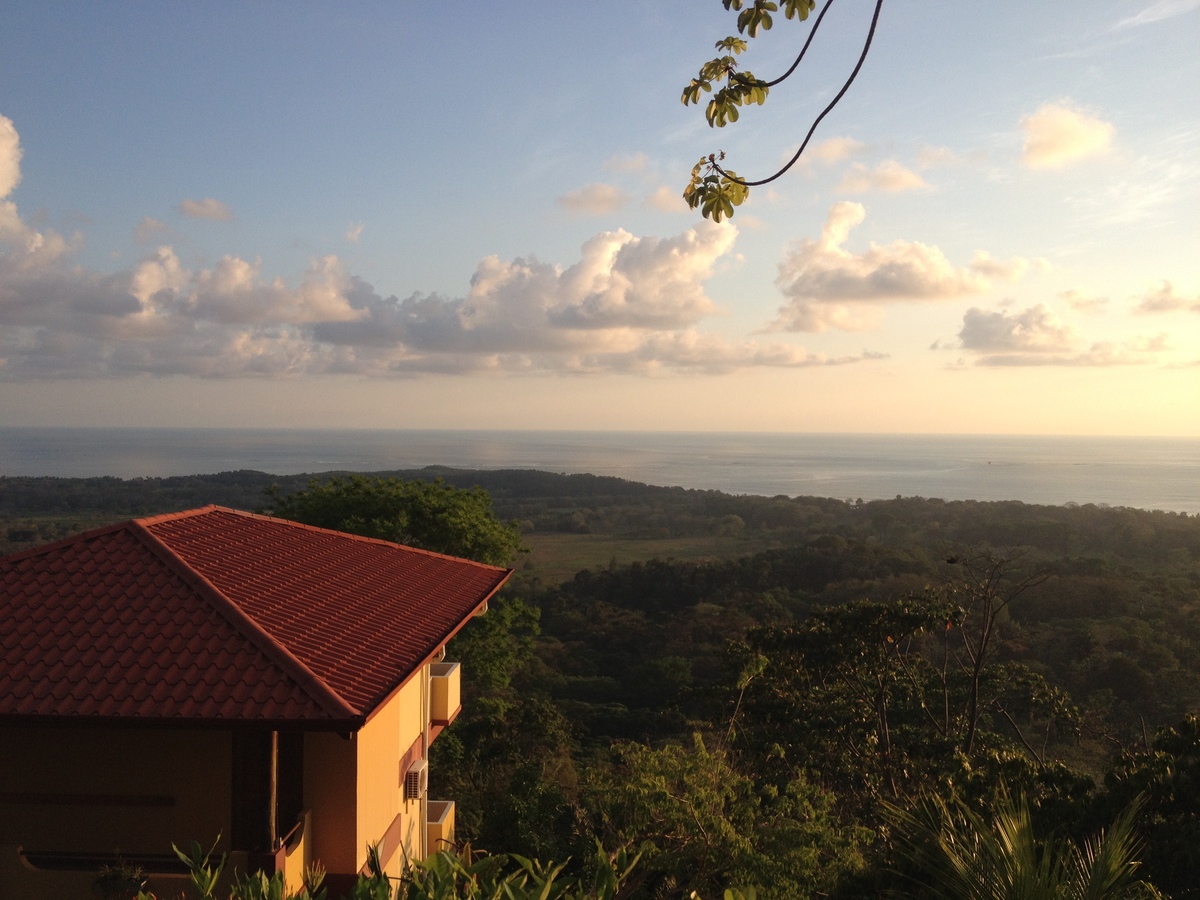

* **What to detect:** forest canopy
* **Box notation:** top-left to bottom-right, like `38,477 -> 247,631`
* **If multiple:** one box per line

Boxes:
3,468 -> 1198,896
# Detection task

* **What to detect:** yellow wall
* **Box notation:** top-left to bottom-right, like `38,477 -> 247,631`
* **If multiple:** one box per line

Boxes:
304,730 -> 357,877
0,724 -> 230,854
355,663 -> 427,876
303,664 -> 432,879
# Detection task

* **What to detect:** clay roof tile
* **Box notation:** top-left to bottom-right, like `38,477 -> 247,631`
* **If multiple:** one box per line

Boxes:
1,506 -> 509,727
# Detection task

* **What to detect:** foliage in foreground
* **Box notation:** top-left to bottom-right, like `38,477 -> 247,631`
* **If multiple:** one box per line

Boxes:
152,840 -> 637,900
887,790 -> 1161,900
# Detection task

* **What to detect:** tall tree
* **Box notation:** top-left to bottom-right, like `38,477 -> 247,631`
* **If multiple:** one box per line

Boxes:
267,474 -> 521,566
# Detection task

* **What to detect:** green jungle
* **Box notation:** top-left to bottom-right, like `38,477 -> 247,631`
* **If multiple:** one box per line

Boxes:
3,468 -> 1198,899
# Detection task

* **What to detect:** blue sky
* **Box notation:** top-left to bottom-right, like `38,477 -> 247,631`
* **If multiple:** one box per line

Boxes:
1,1 -> 1197,433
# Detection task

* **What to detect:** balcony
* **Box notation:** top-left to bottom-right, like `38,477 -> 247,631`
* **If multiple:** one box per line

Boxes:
426,800 -> 455,855
429,662 -> 461,727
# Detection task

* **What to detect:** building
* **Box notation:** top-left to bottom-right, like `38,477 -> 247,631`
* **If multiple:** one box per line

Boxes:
0,506 -> 511,899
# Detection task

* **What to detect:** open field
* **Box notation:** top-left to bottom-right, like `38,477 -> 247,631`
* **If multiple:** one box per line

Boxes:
516,532 -> 782,585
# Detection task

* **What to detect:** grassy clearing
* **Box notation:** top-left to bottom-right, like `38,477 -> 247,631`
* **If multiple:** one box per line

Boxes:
513,531 -> 781,585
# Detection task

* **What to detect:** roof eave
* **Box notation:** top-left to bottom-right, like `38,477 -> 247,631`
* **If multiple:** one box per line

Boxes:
360,566 -> 514,726
0,712 -> 367,733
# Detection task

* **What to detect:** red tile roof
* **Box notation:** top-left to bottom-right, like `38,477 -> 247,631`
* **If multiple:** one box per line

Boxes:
1,506 -> 510,727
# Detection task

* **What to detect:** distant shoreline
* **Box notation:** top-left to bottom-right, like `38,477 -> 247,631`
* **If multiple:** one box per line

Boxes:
2,428 -> 1197,513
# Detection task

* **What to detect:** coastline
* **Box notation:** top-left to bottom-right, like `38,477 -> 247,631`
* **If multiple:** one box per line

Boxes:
2,427 -> 1198,514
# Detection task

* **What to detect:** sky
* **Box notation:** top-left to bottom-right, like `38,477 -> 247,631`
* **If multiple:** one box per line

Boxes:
1,1 -> 1197,434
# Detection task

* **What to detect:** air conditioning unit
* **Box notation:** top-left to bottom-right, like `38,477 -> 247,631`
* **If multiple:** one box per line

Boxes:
404,759 -> 428,800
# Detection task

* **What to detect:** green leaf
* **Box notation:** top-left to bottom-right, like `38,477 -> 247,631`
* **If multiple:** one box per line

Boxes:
715,36 -> 749,55
783,0 -> 815,21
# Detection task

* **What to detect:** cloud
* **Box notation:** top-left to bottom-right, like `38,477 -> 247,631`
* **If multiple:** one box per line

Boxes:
959,304 -> 1074,353
178,197 -> 234,221
837,160 -> 928,193
581,331 -> 881,375
1133,280 -> 1200,314
805,136 -> 865,165
955,303 -> 1169,367
771,202 -> 1029,331
917,145 -> 960,169
603,152 -> 649,173
1059,289 -> 1108,313
3,198 -> 858,379
1021,102 -> 1114,170
647,185 -> 687,212
134,217 -> 169,243
0,118 -> 72,271
557,183 -> 628,215
967,252 -> 1031,282
0,115 -> 21,199
345,223 -> 364,243
973,343 -> 1163,367
1113,0 -> 1200,29
320,225 -> 737,357
0,121 -> 882,381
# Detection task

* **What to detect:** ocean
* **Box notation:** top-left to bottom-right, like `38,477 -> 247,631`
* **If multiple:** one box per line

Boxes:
1,428 -> 1197,514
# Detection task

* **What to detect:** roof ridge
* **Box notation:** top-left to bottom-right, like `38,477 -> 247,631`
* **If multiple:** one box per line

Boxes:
127,518 -> 362,722
134,505 -> 221,528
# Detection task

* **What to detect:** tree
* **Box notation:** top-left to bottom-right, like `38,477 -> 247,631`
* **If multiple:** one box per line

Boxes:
682,0 -> 886,220
593,733 -> 866,898
266,474 -> 522,566
1102,715 -> 1200,898
733,580 -> 1084,815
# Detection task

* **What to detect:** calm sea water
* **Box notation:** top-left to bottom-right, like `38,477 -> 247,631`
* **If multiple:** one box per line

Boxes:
1,428 -> 1197,513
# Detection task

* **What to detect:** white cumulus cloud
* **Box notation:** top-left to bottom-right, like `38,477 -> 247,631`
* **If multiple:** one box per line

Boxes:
0,117 -> 72,271
0,115 -> 22,199
0,122 -> 883,381
959,304 -> 1074,353
1021,102 -> 1114,170
771,203 -> 1029,332
955,303 -> 1170,367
